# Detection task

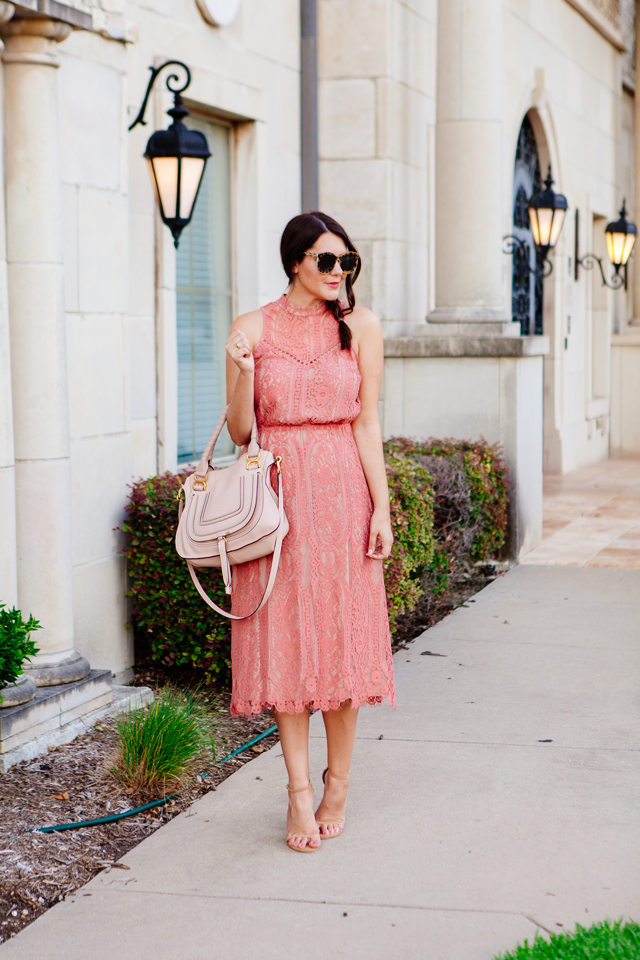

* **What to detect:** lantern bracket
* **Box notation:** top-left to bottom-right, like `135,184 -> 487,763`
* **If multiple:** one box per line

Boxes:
128,61 -> 192,132
574,206 -> 633,290
575,253 -> 626,291
502,235 -> 553,278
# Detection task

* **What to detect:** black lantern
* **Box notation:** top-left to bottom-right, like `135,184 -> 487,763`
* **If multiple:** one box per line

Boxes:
503,164 -> 568,279
528,166 -> 568,259
575,200 -> 637,290
129,62 -> 211,248
605,200 -> 637,273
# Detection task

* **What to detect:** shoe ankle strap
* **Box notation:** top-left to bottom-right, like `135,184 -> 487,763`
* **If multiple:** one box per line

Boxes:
326,770 -> 350,781
287,780 -> 312,793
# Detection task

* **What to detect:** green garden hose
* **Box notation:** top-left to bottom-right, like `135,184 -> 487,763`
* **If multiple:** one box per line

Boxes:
28,724 -> 279,834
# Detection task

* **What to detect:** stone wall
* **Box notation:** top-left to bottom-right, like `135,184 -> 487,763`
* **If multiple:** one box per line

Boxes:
317,0 -> 436,327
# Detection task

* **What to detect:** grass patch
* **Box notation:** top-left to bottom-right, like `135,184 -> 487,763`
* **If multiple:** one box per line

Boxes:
494,919 -> 640,959
110,686 -> 214,793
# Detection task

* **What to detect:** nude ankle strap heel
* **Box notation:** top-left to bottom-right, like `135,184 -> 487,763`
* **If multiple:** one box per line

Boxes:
322,768 -> 350,784
287,781 -> 313,793
316,768 -> 350,839
286,781 -> 321,853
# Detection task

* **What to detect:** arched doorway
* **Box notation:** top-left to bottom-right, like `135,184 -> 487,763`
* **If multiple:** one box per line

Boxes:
512,116 -> 543,335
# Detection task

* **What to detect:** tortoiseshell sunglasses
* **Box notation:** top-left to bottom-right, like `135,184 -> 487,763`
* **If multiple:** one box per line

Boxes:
304,251 -> 360,275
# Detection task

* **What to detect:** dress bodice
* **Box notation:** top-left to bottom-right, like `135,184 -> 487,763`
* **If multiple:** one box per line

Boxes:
253,295 -> 361,427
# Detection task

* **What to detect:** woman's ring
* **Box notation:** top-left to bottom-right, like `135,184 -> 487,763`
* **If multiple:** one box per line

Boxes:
235,342 -> 241,349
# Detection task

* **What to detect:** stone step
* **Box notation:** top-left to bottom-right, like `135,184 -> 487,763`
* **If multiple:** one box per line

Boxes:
0,672 -> 155,771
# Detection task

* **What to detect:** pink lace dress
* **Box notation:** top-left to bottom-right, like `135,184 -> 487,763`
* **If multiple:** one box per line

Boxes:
230,295 -> 395,716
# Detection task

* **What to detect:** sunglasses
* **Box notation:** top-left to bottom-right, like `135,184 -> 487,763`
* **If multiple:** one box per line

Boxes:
304,251 -> 360,275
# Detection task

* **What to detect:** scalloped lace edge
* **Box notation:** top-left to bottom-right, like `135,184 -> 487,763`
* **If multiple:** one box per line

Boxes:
231,689 -> 396,717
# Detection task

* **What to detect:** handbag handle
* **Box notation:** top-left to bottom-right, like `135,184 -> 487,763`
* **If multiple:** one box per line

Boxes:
194,405 -> 259,480
184,467 -> 286,620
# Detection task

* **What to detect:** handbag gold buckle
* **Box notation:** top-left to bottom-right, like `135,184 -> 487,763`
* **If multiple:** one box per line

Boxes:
246,452 -> 261,470
192,474 -> 207,491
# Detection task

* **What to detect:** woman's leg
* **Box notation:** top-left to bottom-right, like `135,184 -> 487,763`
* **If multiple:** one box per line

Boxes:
274,709 -> 320,850
315,700 -> 358,836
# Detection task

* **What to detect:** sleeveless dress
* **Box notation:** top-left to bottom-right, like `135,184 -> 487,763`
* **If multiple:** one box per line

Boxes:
230,295 -> 395,716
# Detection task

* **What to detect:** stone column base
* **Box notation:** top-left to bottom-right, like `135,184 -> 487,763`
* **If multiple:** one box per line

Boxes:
23,651 -> 91,687
0,673 -> 37,708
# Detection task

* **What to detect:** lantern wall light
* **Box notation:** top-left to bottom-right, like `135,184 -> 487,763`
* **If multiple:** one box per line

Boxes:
503,166 -> 568,279
574,201 -> 637,291
129,61 -> 211,248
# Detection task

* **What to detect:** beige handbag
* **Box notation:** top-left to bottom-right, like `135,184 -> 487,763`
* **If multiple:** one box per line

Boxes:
175,406 -> 288,620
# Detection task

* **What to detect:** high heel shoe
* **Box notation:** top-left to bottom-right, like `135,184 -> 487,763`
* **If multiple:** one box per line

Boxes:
315,767 -> 350,839
286,781 -> 321,853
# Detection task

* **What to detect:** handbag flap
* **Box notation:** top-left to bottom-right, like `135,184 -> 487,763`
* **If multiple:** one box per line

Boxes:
185,458 -> 261,542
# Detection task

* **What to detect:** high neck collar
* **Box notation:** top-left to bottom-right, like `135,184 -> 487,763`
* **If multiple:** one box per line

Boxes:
279,294 -> 329,318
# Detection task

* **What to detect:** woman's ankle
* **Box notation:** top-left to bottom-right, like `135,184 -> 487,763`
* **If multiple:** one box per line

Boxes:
287,776 -> 311,794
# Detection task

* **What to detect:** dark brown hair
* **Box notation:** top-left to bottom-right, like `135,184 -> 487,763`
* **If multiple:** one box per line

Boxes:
280,211 -> 361,349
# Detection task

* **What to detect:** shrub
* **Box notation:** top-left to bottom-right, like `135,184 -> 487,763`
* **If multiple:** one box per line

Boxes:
493,918 -> 640,959
384,451 -> 435,632
110,686 -> 213,792
0,605 -> 41,690
123,439 -> 508,670
385,437 -> 509,600
122,474 -> 231,684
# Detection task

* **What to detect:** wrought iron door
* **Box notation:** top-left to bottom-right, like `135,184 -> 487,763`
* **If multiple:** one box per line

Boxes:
512,117 -> 543,335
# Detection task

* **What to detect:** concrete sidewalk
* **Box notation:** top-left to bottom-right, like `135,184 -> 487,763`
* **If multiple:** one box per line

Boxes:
3,564 -> 639,960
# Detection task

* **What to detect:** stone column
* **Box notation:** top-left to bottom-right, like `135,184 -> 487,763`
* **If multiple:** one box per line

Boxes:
632,3 -> 640,325
0,2 -> 17,608
2,17 -> 89,685
428,0 -> 508,333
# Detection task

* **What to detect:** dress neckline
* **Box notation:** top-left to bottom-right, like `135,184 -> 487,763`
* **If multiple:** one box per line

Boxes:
278,294 -> 329,319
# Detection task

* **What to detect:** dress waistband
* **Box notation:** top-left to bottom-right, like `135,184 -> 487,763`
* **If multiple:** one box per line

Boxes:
258,421 -> 354,430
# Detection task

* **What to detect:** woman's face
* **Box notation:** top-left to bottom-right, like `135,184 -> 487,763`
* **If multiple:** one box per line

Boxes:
291,231 -> 348,302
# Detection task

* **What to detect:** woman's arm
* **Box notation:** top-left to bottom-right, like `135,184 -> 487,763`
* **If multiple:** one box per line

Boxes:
225,309 -> 263,446
349,307 -> 393,561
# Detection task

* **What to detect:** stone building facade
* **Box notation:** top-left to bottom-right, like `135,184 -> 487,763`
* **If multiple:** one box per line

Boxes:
0,0 -> 638,709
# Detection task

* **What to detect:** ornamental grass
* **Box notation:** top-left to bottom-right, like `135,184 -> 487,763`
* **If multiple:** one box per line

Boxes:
110,687 -> 213,793
493,919 -> 640,959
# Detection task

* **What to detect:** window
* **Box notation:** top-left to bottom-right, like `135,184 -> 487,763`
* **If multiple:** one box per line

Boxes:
512,116 -> 543,335
176,118 -> 233,463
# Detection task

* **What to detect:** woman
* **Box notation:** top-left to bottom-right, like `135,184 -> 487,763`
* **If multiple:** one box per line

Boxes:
225,211 -> 395,852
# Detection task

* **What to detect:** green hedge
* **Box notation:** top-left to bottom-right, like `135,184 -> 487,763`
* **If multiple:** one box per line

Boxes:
384,437 -> 508,630
384,450 -> 435,632
122,474 -> 232,685
123,438 -> 508,678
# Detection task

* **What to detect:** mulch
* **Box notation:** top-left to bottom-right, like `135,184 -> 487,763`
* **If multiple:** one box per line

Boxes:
0,678 -> 277,945
0,565 -> 498,945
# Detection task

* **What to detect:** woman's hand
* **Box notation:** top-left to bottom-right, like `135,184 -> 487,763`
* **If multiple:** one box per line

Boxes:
225,328 -> 254,375
367,510 -> 393,560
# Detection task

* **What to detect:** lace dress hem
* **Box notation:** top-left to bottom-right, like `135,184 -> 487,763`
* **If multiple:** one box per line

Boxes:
231,687 -> 396,718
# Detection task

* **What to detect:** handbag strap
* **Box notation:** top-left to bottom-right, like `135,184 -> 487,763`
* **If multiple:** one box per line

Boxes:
194,405 -> 259,480
184,467 -> 286,621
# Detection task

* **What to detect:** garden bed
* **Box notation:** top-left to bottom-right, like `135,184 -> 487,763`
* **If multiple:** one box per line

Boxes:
0,677 -> 277,945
